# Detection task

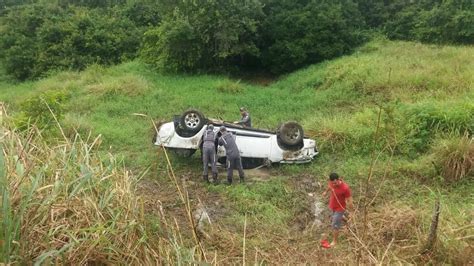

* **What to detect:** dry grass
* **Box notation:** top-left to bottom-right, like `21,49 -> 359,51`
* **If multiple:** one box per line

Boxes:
0,124 -> 160,263
343,203 -> 421,264
0,107 -> 204,264
431,134 -> 474,182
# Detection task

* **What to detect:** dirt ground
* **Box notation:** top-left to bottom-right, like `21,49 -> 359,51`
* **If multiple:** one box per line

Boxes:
137,166 -> 353,264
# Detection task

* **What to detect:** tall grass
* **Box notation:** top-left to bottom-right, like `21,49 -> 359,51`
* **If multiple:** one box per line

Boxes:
0,121 -> 159,263
0,108 -> 208,264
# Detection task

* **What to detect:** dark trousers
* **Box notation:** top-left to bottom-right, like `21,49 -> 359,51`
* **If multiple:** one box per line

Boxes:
202,147 -> 217,177
226,156 -> 244,182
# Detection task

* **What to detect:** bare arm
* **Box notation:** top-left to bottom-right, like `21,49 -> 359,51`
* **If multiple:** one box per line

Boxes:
322,184 -> 331,197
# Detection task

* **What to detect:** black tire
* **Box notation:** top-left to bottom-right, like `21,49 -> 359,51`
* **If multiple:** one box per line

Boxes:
179,109 -> 206,134
278,121 -> 304,146
217,156 -> 227,165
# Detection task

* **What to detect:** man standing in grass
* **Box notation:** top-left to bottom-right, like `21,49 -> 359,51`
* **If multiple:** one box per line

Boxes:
201,124 -> 219,184
322,172 -> 353,247
218,126 -> 245,185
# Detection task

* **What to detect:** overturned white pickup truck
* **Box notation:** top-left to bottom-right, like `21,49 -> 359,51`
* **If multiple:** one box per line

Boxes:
153,109 -> 318,169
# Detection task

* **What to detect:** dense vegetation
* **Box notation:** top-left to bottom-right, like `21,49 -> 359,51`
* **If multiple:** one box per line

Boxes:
1,0 -> 472,80
1,39 -> 472,264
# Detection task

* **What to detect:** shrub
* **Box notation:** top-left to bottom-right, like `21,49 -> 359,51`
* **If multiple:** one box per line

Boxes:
15,90 -> 69,130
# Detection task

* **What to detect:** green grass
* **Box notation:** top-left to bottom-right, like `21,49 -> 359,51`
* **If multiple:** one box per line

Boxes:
0,38 -> 473,264
208,178 -> 298,228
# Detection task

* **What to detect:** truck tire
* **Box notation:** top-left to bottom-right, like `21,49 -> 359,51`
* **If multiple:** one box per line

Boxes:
179,109 -> 206,135
277,121 -> 304,147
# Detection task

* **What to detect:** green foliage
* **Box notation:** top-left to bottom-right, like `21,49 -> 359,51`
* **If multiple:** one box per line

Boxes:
56,0 -> 127,8
413,1 -> 474,44
401,101 -> 474,154
141,0 -> 262,73
0,4 -> 141,80
140,16 -> 202,72
120,0 -> 161,27
14,89 -> 69,130
261,0 -> 367,74
357,0 -> 474,44
1,0 -> 473,80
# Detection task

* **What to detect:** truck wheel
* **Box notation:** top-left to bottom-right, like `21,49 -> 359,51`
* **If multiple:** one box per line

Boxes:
179,109 -> 206,134
278,121 -> 304,146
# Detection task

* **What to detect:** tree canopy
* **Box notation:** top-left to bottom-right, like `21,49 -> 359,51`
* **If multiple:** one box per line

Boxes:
0,0 -> 472,79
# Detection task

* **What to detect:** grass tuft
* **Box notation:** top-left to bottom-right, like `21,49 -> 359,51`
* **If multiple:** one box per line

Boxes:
431,135 -> 473,182
215,80 -> 244,94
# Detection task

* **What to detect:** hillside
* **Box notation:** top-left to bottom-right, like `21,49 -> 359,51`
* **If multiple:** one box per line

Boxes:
1,39 -> 473,264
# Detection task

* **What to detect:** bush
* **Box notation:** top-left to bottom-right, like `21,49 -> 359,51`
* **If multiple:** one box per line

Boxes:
15,90 -> 69,130
401,102 -> 474,154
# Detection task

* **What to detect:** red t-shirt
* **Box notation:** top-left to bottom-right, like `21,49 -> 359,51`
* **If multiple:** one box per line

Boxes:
329,181 -> 351,212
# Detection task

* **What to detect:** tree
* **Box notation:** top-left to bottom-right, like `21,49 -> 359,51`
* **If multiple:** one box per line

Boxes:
260,0 -> 366,74
140,0 -> 263,73
0,4 -> 141,80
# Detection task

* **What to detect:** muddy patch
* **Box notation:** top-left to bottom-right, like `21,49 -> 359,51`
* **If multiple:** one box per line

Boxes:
288,174 -> 330,234
137,173 -> 229,236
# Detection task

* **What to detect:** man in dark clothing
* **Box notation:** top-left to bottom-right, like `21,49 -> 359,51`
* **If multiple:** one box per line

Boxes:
201,124 -> 218,184
234,107 -> 251,127
218,126 -> 245,184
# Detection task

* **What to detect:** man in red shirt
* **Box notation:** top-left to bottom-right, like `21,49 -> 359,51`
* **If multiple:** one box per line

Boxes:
322,172 -> 354,247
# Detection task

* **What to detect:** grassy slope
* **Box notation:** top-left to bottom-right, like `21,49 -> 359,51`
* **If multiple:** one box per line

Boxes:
0,39 -> 473,263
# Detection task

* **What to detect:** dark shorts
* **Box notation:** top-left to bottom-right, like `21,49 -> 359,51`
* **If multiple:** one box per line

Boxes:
331,211 -> 346,229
